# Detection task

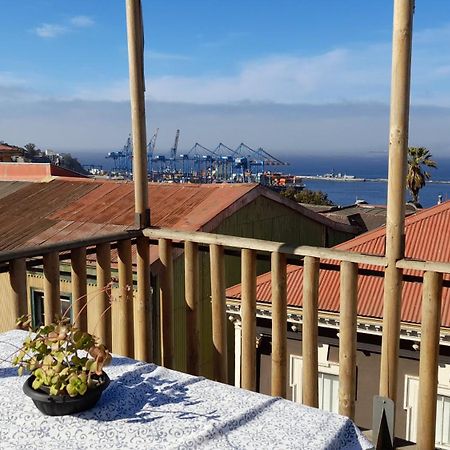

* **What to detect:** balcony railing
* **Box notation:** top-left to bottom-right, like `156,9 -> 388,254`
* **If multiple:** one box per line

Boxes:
1,226 -> 449,449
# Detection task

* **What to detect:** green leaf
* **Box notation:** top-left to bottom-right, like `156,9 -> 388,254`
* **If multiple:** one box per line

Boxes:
32,378 -> 43,390
78,383 -> 87,396
66,384 -> 77,397
17,366 -> 24,376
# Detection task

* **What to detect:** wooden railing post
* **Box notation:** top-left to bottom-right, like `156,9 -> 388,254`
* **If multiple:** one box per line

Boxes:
135,236 -> 151,361
241,248 -> 256,391
43,251 -> 60,325
159,238 -> 174,368
114,239 -> 134,357
417,271 -> 443,450
94,243 -> 111,347
271,251 -> 287,398
9,258 -> 27,327
302,256 -> 319,408
380,0 -> 414,416
339,261 -> 358,419
210,244 -> 228,383
185,241 -> 200,375
71,247 -> 87,330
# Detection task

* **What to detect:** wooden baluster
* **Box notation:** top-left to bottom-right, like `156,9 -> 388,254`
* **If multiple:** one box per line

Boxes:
210,244 -> 228,383
71,247 -> 87,330
271,251 -> 287,398
241,248 -> 256,391
135,236 -> 151,361
417,271 -> 443,450
9,258 -> 28,327
339,261 -> 358,419
43,251 -> 60,325
159,238 -> 174,368
302,256 -> 319,407
114,239 -> 134,357
94,243 -> 111,347
185,241 -> 200,375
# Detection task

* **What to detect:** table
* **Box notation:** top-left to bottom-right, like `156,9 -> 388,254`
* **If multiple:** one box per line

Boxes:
0,330 -> 373,449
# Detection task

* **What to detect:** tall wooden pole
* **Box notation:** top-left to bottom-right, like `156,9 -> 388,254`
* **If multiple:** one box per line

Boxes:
379,0 -> 414,438
126,0 -> 149,229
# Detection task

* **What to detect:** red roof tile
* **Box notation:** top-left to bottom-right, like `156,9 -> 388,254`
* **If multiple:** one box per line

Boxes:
226,201 -> 450,327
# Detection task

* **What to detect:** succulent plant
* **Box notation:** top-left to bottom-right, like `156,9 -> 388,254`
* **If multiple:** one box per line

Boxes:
12,316 -> 111,397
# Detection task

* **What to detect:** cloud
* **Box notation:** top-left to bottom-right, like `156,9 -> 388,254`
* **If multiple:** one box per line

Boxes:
1,99 -> 450,160
70,16 -> 95,28
33,16 -> 94,39
34,23 -> 67,39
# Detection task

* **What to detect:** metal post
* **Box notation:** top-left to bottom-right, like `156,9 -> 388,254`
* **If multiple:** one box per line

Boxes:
125,0 -> 150,228
379,0 -> 414,442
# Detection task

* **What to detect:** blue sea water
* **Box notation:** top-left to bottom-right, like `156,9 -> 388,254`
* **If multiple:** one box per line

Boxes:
74,151 -> 450,208
280,154 -> 450,208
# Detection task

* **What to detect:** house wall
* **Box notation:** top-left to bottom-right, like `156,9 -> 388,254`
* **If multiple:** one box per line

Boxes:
170,196 -> 355,376
257,333 -> 450,442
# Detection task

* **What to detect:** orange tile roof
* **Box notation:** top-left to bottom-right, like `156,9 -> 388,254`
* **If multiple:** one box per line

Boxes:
226,200 -> 450,327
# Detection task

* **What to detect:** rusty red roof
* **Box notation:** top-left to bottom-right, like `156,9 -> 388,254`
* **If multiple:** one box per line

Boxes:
0,179 -> 261,252
226,200 -> 450,327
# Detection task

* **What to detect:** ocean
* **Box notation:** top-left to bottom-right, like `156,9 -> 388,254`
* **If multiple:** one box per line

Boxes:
73,151 -> 450,208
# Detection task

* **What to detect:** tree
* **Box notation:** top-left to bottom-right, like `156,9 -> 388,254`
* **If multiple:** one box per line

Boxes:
406,147 -> 437,204
281,187 -> 335,206
23,143 -> 40,159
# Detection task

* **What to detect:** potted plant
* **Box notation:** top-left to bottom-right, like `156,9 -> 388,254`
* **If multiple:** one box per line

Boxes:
11,315 -> 112,416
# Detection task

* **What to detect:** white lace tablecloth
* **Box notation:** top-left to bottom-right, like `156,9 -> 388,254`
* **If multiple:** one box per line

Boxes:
0,330 -> 373,450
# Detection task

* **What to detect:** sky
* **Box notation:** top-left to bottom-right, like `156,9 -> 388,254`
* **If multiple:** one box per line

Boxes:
1,0 -> 450,161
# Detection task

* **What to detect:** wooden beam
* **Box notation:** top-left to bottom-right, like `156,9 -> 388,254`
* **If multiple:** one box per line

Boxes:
159,238 -> 174,368
114,239 -> 134,357
71,247 -> 87,330
210,244 -> 228,383
9,258 -> 27,326
185,241 -> 200,375
241,248 -> 256,391
271,251 -> 287,398
94,243 -> 111,347
380,0 -> 414,414
135,236 -> 151,361
302,256 -> 319,408
143,228 -> 387,267
125,0 -> 149,228
339,261 -> 358,419
43,251 -> 60,325
417,271 -> 443,450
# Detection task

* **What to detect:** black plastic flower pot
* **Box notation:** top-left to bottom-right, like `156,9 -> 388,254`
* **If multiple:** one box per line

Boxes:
23,373 -> 110,416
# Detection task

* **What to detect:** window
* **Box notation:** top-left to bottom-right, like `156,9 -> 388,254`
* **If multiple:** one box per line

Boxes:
31,290 -> 72,327
289,353 -> 340,414
404,375 -> 450,449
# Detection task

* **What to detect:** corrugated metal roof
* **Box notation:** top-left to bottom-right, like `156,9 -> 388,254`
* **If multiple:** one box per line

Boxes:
0,179 -> 258,254
227,201 -> 450,326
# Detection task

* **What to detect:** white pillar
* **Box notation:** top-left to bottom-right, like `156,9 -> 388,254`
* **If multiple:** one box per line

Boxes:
234,319 -> 242,388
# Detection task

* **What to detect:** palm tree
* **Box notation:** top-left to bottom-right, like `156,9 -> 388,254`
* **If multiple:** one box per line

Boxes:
406,147 -> 437,204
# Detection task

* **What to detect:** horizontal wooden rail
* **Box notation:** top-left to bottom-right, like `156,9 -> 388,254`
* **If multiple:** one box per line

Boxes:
143,227 -> 387,267
396,258 -> 450,274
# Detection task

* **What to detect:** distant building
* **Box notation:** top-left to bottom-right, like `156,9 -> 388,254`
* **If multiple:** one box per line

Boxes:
0,143 -> 24,162
303,201 -> 418,232
0,162 -> 89,181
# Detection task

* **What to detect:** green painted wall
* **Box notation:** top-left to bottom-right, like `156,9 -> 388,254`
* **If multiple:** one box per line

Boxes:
168,196 -> 355,377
